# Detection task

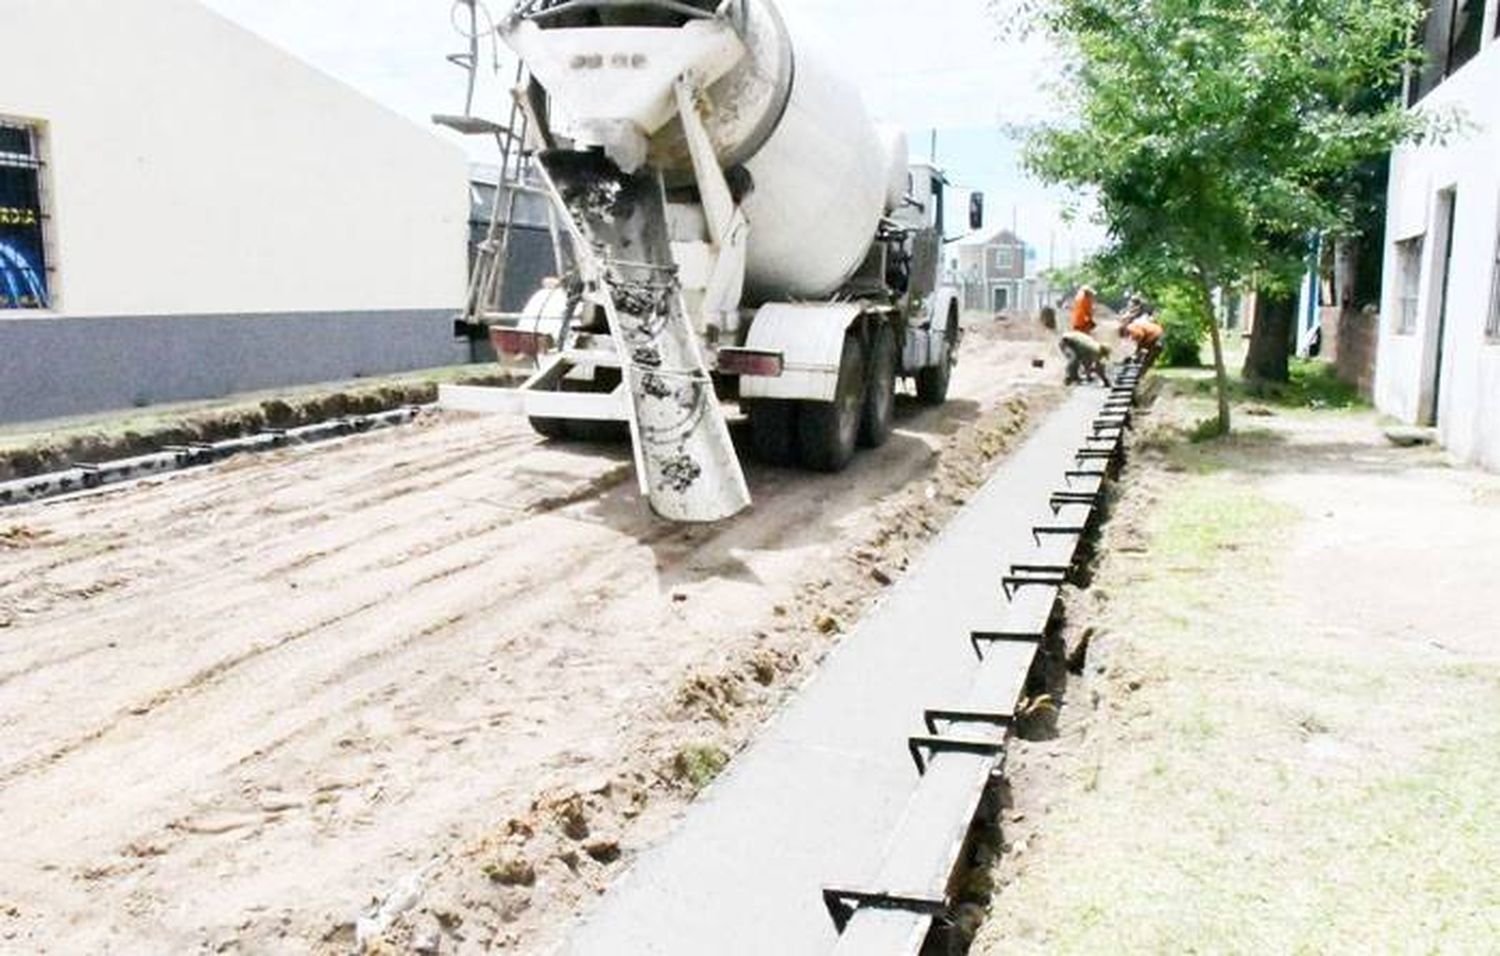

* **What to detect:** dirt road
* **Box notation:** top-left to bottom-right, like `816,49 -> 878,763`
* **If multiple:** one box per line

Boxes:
0,321 -> 1057,954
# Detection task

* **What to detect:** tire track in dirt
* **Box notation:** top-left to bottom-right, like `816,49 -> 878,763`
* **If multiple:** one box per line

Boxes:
0,322 -> 1062,954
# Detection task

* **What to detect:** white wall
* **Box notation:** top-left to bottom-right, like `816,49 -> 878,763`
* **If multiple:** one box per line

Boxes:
0,0 -> 468,318
1376,26 -> 1500,471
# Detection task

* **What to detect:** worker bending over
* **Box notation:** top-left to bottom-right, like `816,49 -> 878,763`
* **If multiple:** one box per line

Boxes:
1061,330 -> 1112,387
1119,299 -> 1165,370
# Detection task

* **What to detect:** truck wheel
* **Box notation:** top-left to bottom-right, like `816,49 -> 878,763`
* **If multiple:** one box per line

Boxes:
858,324 -> 897,448
797,333 -> 866,473
747,400 -> 799,466
529,369 -> 630,442
916,311 -> 959,406
530,417 -> 572,440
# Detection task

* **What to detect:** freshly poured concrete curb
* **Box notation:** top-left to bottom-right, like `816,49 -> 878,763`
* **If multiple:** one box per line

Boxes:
566,388 -> 1113,956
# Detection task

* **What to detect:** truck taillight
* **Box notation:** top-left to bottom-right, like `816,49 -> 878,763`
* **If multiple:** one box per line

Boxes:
490,328 -> 555,358
717,348 -> 785,378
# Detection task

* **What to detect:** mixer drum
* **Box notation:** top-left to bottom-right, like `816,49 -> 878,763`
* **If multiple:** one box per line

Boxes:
642,0 -> 894,303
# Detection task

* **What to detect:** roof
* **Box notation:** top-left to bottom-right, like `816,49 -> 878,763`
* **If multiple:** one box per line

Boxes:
956,228 -> 1026,248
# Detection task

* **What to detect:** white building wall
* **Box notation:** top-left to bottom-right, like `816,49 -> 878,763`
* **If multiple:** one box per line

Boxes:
1376,20 -> 1500,470
0,0 -> 468,318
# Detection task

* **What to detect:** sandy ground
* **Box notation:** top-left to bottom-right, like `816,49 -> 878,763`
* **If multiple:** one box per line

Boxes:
973,392 -> 1500,952
0,318 -> 1057,954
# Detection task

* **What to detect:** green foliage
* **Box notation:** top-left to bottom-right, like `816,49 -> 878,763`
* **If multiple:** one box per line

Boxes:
1186,415 -> 1229,443
1256,358 -> 1367,410
1155,284 -> 1206,367
1004,0 -> 1430,293
995,0 -> 1431,433
1042,263 -> 1129,307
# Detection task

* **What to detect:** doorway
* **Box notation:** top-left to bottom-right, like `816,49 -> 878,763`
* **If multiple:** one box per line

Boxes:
1425,188 -> 1457,426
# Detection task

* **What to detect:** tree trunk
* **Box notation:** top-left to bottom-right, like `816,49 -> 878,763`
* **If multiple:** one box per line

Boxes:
1243,291 -> 1296,383
1196,277 -> 1232,436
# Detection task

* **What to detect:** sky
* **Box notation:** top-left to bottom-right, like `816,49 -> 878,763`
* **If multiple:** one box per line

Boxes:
198,0 -> 1105,264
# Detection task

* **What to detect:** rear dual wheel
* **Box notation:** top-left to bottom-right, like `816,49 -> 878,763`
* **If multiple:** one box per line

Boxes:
748,323 -> 897,473
796,332 -> 867,472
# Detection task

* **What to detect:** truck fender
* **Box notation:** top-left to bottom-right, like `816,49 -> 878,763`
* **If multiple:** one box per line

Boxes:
739,302 -> 865,402
903,287 -> 960,372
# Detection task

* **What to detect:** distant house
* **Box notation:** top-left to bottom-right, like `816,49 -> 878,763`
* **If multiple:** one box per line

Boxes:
1374,0 -> 1500,469
956,229 -> 1028,314
0,0 -> 470,425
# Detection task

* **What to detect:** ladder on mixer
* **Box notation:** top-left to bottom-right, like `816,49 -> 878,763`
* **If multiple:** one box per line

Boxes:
435,50 -> 559,329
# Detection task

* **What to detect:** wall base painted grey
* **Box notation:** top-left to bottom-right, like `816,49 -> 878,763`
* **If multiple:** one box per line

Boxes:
0,309 -> 470,425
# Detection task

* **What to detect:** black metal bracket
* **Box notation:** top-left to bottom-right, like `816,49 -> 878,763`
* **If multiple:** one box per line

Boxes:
923,708 -> 1014,735
1050,490 -> 1100,513
1033,524 -> 1088,547
1064,468 -> 1107,487
907,734 -> 1007,775
970,629 -> 1042,660
1002,563 -> 1070,599
1074,448 -> 1116,465
822,887 -> 949,933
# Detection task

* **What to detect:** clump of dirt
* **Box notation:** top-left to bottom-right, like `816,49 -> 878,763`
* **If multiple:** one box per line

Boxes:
355,385 -> 1061,955
0,525 -> 52,549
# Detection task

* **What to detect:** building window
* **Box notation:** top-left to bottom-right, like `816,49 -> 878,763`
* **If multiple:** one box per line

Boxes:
1411,0 -> 1486,104
0,120 -> 51,310
993,246 -> 1015,271
1395,237 -> 1424,334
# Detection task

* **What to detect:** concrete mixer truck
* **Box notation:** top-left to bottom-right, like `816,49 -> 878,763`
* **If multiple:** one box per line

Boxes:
440,0 -> 978,523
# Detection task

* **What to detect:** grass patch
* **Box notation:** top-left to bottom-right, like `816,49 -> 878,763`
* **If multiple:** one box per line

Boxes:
975,413 -> 1500,956
1161,358 -> 1367,413
672,743 -> 729,792
1148,474 -> 1298,571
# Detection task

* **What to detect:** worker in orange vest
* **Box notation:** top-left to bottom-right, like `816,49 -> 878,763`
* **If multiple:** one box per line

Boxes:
1071,286 -> 1097,334
1121,315 -> 1166,369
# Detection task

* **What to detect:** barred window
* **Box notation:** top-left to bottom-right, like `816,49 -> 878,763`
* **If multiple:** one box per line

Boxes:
1395,237 -> 1424,335
0,120 -> 51,310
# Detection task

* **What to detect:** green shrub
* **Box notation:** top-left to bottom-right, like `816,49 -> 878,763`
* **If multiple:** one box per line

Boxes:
1155,285 -> 1206,368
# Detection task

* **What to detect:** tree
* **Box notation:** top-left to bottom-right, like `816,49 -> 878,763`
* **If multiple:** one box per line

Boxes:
996,0 -> 1431,434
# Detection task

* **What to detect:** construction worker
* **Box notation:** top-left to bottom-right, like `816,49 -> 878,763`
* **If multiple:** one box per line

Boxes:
1061,329 -> 1112,387
1120,315 -> 1165,370
1118,294 -> 1149,326
1071,286 -> 1097,334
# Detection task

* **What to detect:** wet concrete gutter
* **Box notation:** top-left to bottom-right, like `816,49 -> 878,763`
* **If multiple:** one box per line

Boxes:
565,385 -> 1120,955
